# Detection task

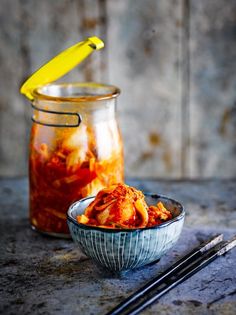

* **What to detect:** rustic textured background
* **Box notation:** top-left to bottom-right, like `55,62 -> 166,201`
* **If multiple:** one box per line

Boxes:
0,0 -> 235,178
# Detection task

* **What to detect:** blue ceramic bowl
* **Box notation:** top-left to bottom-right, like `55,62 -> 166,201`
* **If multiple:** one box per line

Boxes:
67,194 -> 185,271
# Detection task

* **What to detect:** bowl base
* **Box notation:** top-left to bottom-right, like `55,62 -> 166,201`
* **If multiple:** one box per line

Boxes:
146,258 -> 160,266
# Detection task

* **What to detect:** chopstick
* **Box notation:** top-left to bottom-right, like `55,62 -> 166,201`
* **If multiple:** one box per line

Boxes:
106,234 -> 223,315
125,235 -> 236,315
107,234 -> 236,315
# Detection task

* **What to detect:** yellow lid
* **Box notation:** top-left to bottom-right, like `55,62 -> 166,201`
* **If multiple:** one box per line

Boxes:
20,36 -> 104,101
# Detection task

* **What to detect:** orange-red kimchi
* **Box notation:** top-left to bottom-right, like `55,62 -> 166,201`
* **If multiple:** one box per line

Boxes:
77,183 -> 172,228
29,124 -> 123,235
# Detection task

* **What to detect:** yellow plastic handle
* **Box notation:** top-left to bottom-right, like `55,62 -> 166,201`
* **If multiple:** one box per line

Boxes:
20,36 -> 104,101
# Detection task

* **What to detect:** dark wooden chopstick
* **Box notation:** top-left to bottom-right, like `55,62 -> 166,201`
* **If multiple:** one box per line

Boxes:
107,234 -> 236,315
126,235 -> 236,315
106,234 -> 223,315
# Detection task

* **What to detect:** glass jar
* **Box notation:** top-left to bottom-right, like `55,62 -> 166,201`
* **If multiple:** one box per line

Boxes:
29,82 -> 124,237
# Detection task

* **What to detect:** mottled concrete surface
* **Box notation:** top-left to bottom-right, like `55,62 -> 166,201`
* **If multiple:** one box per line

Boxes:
0,178 -> 236,315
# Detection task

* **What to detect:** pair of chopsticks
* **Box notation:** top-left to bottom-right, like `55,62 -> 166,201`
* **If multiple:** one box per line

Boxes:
106,234 -> 236,315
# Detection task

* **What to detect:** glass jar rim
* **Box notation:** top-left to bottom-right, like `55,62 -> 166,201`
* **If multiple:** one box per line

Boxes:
32,82 -> 120,103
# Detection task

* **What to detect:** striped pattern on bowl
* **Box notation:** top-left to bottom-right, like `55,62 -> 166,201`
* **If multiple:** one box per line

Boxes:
67,194 -> 185,271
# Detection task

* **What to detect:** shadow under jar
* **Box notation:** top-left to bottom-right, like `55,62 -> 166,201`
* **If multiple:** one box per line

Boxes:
29,82 -> 124,237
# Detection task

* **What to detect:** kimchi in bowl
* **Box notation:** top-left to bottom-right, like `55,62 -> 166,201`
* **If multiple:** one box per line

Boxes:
67,193 -> 185,271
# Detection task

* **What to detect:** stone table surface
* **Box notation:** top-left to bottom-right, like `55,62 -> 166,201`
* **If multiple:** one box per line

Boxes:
0,178 -> 236,315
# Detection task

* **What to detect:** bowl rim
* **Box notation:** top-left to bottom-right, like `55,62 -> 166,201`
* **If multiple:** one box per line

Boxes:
67,193 -> 185,233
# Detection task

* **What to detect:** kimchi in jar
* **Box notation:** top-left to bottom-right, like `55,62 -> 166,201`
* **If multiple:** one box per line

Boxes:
29,83 -> 124,237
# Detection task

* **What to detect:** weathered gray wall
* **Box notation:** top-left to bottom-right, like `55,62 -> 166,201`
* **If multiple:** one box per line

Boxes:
188,0 -> 236,178
0,0 -> 235,178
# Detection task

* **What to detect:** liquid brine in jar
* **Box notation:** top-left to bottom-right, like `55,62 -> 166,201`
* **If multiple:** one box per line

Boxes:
29,83 -> 124,237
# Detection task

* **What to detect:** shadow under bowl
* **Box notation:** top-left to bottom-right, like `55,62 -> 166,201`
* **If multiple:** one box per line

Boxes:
67,193 -> 185,271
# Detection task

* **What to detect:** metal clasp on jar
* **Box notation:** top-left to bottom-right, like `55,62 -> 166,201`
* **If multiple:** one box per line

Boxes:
31,104 -> 82,127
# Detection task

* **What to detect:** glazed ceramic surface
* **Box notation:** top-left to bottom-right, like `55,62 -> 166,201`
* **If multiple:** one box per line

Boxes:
67,194 -> 185,271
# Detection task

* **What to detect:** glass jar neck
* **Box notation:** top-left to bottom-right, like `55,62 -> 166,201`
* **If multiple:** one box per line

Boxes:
31,83 -> 120,127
